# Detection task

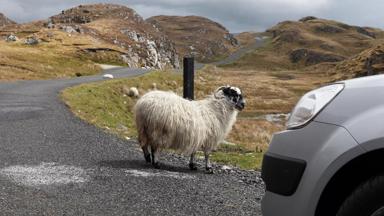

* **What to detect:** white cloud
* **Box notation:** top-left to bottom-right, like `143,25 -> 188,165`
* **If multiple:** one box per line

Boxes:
0,0 -> 383,33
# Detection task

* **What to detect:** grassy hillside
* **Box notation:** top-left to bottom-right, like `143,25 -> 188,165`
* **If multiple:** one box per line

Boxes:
0,27 -> 134,80
226,17 -> 384,74
61,65 -> 330,170
147,15 -> 238,63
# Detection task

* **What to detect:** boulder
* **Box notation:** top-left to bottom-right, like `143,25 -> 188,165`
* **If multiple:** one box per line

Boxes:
6,34 -> 18,42
290,48 -> 345,65
299,16 -> 318,22
25,37 -> 39,45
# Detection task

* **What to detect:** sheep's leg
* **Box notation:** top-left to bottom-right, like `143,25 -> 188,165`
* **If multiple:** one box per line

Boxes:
189,152 -> 197,170
205,152 -> 214,174
142,145 -> 151,163
151,146 -> 160,169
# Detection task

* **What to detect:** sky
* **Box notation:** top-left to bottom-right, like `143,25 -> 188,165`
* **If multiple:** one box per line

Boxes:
1,0 -> 384,33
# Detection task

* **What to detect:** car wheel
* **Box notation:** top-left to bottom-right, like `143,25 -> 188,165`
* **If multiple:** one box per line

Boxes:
337,175 -> 384,216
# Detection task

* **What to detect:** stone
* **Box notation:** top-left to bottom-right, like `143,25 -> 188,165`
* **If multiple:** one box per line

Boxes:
6,34 -> 18,42
290,48 -> 345,65
25,37 -> 39,45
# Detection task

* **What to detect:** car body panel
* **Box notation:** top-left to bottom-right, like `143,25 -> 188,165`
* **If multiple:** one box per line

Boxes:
315,75 -> 384,149
262,121 -> 365,216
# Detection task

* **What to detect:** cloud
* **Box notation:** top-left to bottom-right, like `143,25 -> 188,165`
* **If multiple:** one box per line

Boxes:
0,0 -> 383,33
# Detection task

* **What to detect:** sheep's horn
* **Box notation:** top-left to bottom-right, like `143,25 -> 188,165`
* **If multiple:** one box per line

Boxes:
214,85 -> 229,93
214,85 -> 229,98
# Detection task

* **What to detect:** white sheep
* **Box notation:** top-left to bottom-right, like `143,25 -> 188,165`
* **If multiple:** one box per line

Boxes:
134,85 -> 245,173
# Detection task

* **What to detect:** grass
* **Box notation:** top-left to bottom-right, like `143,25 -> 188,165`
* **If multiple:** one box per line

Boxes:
0,41 -> 101,80
61,64 -> 330,170
0,29 -> 129,80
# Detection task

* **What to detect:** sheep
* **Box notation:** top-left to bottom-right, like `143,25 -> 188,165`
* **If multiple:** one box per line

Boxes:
134,85 -> 245,173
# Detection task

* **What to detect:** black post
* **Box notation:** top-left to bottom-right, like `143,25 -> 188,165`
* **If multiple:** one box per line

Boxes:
183,57 -> 194,100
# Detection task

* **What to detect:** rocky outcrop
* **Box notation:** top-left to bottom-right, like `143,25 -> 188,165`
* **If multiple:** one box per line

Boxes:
5,34 -> 18,42
0,13 -> 16,27
147,15 -> 238,62
265,17 -> 384,69
299,16 -> 317,22
290,48 -> 345,65
336,45 -> 384,77
25,36 -> 39,45
50,4 -> 179,69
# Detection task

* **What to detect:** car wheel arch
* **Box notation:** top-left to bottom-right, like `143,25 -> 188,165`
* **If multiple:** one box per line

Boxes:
315,148 -> 384,216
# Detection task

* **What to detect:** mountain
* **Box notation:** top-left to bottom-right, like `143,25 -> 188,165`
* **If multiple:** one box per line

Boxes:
333,44 -> 384,79
0,13 -> 16,27
147,15 -> 238,62
48,4 -> 179,69
227,16 -> 384,71
268,16 -> 384,66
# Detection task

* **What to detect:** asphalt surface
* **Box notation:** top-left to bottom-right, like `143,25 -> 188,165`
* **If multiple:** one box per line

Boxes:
0,68 -> 264,215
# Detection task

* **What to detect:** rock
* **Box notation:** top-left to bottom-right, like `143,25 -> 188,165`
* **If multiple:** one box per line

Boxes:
123,86 -> 139,97
116,124 -> 128,131
146,40 -> 159,68
315,25 -> 344,33
103,74 -> 114,79
49,4 -> 180,69
128,87 -> 139,98
25,37 -> 39,45
120,29 -> 139,42
290,48 -> 345,65
151,83 -> 157,90
355,27 -> 376,38
221,165 -> 232,170
6,34 -> 18,42
147,15 -> 237,62
60,25 -> 77,34
299,16 -> 318,22
224,33 -> 239,46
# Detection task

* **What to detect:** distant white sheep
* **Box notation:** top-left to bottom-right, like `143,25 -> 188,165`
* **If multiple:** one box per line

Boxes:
134,86 -> 245,173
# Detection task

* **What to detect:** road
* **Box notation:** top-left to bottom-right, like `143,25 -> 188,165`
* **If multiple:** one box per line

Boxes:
195,36 -> 268,70
0,68 -> 263,215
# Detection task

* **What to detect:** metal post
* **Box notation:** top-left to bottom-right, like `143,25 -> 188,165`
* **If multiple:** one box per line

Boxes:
183,57 -> 194,100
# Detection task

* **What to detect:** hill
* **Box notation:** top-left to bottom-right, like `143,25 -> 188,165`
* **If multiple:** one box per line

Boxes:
147,15 -> 238,62
0,13 -> 15,27
0,4 -> 181,80
227,16 -> 384,71
49,4 -> 179,69
333,44 -> 384,79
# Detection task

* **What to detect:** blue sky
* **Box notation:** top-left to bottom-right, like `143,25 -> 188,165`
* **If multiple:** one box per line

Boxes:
1,0 -> 383,33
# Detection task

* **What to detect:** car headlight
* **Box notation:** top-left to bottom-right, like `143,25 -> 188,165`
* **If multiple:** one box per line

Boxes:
286,83 -> 344,129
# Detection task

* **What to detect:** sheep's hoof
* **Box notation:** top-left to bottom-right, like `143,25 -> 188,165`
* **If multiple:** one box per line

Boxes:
152,162 -> 160,169
189,163 -> 197,171
205,167 -> 214,174
144,154 -> 151,163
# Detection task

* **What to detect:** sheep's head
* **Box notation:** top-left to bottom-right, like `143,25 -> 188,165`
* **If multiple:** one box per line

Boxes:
214,86 -> 245,111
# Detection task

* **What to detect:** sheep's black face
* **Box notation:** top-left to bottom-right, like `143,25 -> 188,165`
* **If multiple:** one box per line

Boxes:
222,86 -> 245,111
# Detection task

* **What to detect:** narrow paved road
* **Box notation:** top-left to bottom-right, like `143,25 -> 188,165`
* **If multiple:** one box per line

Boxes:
0,68 -> 263,215
195,36 -> 268,70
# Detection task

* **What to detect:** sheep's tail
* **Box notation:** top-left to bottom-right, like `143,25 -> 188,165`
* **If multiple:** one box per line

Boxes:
134,103 -> 147,148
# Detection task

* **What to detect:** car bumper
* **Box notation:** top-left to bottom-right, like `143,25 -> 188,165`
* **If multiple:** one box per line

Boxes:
261,121 -> 364,216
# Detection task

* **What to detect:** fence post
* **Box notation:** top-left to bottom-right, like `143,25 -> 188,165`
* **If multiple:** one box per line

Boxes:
183,57 -> 194,100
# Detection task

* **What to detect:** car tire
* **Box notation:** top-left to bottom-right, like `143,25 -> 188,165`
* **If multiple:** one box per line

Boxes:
337,175 -> 384,216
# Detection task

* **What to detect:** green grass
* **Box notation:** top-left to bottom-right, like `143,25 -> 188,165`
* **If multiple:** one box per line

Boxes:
210,152 -> 264,170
